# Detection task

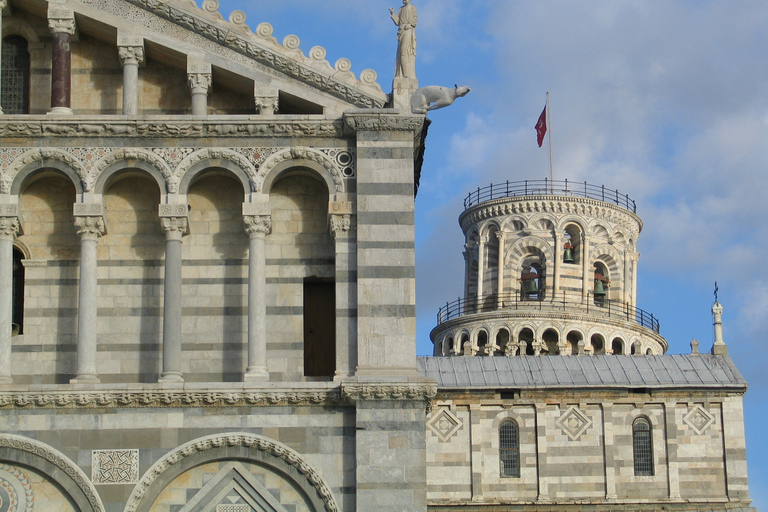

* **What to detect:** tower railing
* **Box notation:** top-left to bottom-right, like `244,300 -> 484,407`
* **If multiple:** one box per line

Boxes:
463,179 -> 637,213
436,292 -> 659,333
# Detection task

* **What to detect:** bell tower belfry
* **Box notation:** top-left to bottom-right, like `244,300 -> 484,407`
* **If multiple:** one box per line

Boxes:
432,179 -> 666,357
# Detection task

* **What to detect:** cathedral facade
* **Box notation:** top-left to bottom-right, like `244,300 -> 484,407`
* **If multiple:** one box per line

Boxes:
0,0 -> 754,511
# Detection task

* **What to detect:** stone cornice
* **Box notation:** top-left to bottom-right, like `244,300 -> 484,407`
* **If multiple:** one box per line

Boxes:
0,117 -> 346,138
341,382 -> 437,402
0,382 -> 440,409
459,195 -> 643,235
0,388 -> 344,409
343,112 -> 425,133
75,0 -> 386,109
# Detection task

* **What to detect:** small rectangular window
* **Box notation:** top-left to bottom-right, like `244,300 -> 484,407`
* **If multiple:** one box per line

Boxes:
499,420 -> 520,478
303,280 -> 335,377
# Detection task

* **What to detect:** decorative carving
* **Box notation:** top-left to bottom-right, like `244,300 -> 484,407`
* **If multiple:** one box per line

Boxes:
0,434 -> 104,512
0,389 -> 343,409
329,214 -> 354,239
118,46 -> 145,66
390,0 -> 417,79
555,406 -> 592,441
92,449 -> 139,484
427,408 -> 462,442
158,204 -> 188,218
74,217 -> 106,241
124,433 -> 339,512
176,147 -> 257,190
282,34 -> 300,51
243,215 -> 271,237
228,10 -> 246,25
0,217 -> 19,239
48,12 -> 76,35
254,87 -> 279,115
188,72 -> 212,93
343,114 -> 424,133
160,217 -> 188,239
410,85 -> 471,115
341,383 -> 437,402
7,148 -> 87,191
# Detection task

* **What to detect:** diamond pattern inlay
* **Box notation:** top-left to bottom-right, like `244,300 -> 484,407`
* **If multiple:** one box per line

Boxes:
555,406 -> 592,441
683,405 -> 715,434
427,408 -> 462,442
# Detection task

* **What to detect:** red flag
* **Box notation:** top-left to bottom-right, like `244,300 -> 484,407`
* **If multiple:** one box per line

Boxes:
535,106 -> 547,147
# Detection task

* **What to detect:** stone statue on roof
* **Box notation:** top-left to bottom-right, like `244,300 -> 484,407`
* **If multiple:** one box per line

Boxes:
390,0 -> 417,79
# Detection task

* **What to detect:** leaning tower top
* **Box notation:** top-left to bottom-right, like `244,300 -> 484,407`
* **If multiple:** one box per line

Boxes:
431,178 -> 667,358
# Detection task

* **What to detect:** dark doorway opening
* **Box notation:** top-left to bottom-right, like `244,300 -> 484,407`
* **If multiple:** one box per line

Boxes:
303,280 -> 335,377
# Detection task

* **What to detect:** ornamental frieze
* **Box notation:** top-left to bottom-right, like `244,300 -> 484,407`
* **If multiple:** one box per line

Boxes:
0,119 -> 346,138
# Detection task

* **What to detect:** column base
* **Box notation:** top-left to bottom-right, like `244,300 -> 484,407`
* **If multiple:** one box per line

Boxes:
243,366 -> 269,382
47,107 -> 74,115
158,371 -> 184,383
70,374 -> 100,384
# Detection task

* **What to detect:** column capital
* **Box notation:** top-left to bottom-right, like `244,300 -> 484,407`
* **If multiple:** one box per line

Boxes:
74,216 -> 105,241
118,45 -> 145,66
0,1 -> 8,11
244,215 -> 271,238
254,87 -> 279,115
0,217 -> 19,239
496,231 -> 506,242
187,72 -> 212,94
160,217 -> 189,240
47,8 -> 76,35
329,214 -> 355,239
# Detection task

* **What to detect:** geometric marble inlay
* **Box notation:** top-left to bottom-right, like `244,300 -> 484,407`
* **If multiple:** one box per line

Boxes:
427,408 -> 462,442
0,463 -> 33,512
92,449 -> 140,484
555,406 -> 592,441
683,405 -> 715,435
217,505 -> 251,512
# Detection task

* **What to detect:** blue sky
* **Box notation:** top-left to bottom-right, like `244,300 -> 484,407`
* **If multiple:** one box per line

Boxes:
218,1 -> 767,505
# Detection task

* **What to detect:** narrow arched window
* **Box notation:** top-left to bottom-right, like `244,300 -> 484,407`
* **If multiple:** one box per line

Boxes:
633,417 -> 653,476
1,36 -> 30,114
499,419 -> 520,477
12,247 -> 24,334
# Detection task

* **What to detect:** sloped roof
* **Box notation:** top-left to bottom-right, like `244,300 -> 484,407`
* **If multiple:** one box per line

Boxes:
417,355 -> 747,390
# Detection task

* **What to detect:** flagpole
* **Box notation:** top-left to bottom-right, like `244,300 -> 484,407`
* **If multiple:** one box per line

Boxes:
547,91 -> 553,192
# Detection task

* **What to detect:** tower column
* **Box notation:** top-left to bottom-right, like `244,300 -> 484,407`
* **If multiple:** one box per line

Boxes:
159,216 -> 187,383
243,213 -> 270,382
71,215 -> 105,383
463,241 -> 474,298
496,232 -> 505,305
631,252 -> 639,308
0,215 -> 19,383
118,35 -> 144,116
553,232 -> 562,297
330,211 -> 357,379
476,236 -> 485,298
623,249 -> 631,304
47,8 -> 75,115
581,234 -> 591,301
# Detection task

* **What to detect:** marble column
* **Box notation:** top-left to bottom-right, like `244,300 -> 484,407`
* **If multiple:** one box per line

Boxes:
243,215 -> 270,382
118,39 -> 144,116
553,233 -> 562,297
0,216 -> 19,383
330,212 -> 356,379
159,217 -> 187,383
631,252 -> 639,308
581,234 -> 591,301
623,249 -> 631,305
187,61 -> 211,116
496,232 -> 505,306
476,236 -> 485,298
71,216 -> 105,383
48,9 -> 75,115
462,241 -> 473,298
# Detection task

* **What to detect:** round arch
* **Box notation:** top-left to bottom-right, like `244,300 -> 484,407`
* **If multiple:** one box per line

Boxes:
259,147 -> 344,196
177,148 -> 254,198
0,434 -> 104,512
92,149 -> 170,197
125,432 -> 338,512
2,17 -> 40,43
505,236 -> 554,268
9,149 -> 85,196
